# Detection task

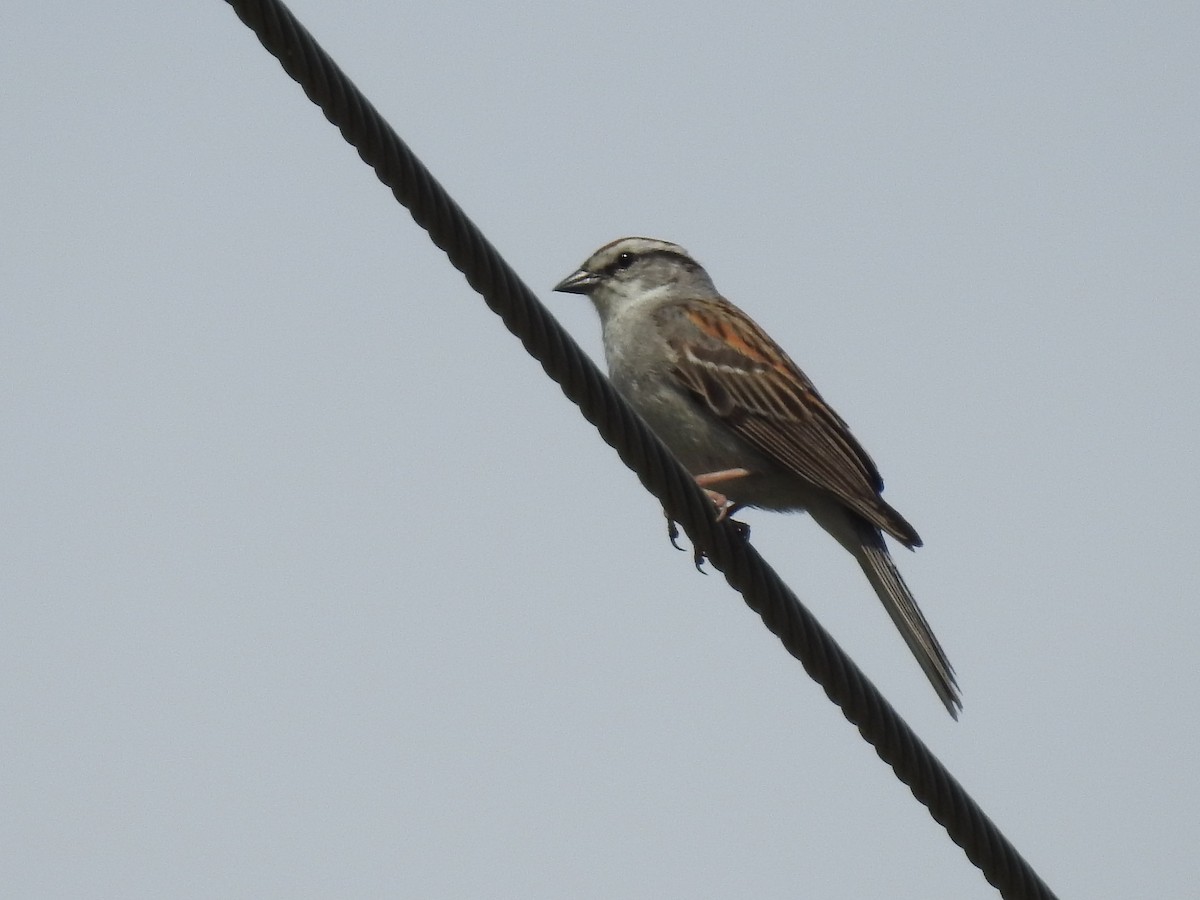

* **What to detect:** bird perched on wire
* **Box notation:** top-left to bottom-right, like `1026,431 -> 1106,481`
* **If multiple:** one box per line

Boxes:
554,237 -> 960,717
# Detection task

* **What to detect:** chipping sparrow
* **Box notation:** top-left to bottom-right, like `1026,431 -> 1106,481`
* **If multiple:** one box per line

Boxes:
555,237 -> 960,717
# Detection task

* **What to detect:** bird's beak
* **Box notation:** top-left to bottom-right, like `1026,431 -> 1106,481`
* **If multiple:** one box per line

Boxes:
553,268 -> 599,295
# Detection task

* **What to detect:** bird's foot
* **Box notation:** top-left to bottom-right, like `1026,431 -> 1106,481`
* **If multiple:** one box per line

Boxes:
664,508 -> 751,573
664,469 -> 752,570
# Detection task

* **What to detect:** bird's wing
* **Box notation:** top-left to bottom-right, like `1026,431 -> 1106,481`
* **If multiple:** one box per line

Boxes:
660,297 -> 921,548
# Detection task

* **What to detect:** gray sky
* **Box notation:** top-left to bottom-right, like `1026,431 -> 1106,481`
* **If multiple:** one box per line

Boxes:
3,3 -> 1198,897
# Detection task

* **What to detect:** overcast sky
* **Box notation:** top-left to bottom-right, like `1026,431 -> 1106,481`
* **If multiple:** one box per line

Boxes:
4,3 -> 1198,898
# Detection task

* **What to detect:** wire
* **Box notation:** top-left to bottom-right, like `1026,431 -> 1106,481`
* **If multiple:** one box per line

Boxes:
221,2 -> 1060,897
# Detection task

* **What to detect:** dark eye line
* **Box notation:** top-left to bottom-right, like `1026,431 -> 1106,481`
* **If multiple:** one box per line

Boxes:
600,252 -> 636,276
605,247 -> 687,276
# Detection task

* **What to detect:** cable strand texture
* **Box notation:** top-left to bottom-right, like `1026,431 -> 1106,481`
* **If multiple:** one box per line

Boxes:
222,2 -> 1059,898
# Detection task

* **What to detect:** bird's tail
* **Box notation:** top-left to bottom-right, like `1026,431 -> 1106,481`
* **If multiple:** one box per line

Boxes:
855,528 -> 960,717
811,502 -> 961,717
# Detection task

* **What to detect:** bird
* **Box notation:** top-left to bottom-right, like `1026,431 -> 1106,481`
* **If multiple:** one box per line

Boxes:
554,236 -> 960,717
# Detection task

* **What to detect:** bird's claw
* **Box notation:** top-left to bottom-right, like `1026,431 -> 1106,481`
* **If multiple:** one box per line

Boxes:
666,515 -> 686,552
663,508 -> 751,573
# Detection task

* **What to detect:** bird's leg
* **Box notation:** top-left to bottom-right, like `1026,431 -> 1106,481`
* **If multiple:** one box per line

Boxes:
694,468 -> 750,522
694,467 -> 751,487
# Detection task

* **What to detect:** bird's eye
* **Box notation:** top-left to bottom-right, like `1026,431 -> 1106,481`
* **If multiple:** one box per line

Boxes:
614,252 -> 634,270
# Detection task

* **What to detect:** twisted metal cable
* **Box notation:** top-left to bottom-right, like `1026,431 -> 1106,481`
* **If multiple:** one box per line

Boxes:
221,2 -> 1059,897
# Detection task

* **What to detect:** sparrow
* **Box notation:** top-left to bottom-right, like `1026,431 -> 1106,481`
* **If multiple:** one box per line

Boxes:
554,237 -> 960,717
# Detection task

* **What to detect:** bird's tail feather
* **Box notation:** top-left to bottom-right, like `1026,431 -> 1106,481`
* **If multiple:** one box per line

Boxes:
855,527 -> 960,717
811,502 -> 961,717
